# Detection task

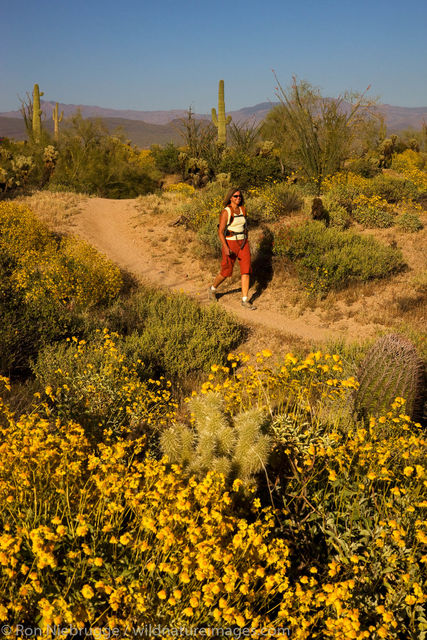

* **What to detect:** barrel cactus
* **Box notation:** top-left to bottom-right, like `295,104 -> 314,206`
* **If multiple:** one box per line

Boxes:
354,334 -> 425,422
211,80 -> 232,146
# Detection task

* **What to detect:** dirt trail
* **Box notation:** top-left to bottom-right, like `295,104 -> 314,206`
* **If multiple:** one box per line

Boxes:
68,197 -> 380,351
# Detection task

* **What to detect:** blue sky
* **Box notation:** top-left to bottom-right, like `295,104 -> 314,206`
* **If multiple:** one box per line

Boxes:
1,0 -> 426,113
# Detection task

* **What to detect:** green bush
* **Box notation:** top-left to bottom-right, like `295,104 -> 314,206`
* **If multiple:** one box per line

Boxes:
150,142 -> 181,174
177,176 -> 231,231
0,202 -> 122,376
366,173 -> 418,203
396,211 -> 424,232
33,330 -> 177,442
218,148 -> 282,188
273,221 -> 405,294
106,287 -> 245,384
353,203 -> 395,228
346,156 -> 381,178
327,203 -> 352,229
51,114 -> 159,197
197,216 -> 222,257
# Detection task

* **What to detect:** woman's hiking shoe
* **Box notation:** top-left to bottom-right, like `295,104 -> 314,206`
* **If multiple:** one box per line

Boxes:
209,288 -> 217,301
241,300 -> 257,310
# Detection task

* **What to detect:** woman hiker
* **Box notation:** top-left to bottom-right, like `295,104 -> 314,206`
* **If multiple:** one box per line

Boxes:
209,187 -> 256,310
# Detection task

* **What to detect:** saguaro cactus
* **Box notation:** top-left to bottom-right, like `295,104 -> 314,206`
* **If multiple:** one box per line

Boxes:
32,84 -> 44,142
52,102 -> 63,140
211,79 -> 231,145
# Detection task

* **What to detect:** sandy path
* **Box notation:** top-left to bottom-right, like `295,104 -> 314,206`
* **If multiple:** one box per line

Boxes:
69,197 -> 374,350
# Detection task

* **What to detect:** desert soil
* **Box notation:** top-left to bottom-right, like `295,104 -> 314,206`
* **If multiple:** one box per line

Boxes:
25,192 -> 427,353
44,194 -> 426,357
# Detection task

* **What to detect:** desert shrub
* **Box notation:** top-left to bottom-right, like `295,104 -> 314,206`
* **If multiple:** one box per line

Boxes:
0,202 -> 122,375
33,330 -> 177,442
177,176 -> 230,231
352,194 -> 395,228
327,203 -> 352,229
246,182 -> 303,222
164,182 -> 195,196
392,149 -> 427,193
51,114 -> 159,197
243,194 -> 266,225
106,287 -> 244,384
346,155 -> 381,178
196,216 -> 221,257
150,142 -> 182,174
322,172 -> 369,211
273,221 -> 405,294
366,173 -> 418,203
218,148 -> 282,189
396,211 -> 424,232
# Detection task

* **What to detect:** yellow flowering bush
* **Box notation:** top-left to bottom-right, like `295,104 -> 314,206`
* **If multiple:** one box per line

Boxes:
0,345 -> 425,637
274,398 -> 427,638
352,193 -> 395,228
33,330 -> 177,441
0,202 -> 123,375
0,387 -> 296,631
164,182 -> 195,196
392,150 -> 427,193
0,202 -> 122,308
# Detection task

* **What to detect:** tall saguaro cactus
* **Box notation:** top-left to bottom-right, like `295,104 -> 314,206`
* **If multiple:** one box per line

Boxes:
211,79 -> 231,145
32,83 -> 44,142
52,102 -> 63,140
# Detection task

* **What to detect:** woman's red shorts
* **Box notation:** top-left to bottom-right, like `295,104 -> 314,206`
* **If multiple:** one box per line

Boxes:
220,239 -> 252,277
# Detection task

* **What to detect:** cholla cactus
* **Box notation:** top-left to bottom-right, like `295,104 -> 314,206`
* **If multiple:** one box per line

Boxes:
160,393 -> 271,487
52,102 -> 63,140
355,334 -> 425,421
32,84 -> 44,142
211,80 -> 232,145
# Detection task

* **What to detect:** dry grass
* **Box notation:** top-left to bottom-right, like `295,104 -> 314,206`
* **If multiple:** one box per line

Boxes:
134,191 -> 192,217
17,191 -> 88,229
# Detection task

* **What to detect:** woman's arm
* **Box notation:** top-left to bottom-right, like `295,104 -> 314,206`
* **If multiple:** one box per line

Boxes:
218,209 -> 231,255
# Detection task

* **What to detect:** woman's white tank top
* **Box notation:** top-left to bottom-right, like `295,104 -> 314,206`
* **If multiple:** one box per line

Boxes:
225,206 -> 246,240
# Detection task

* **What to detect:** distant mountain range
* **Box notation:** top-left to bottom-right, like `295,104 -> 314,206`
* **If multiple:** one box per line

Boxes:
1,100 -> 426,148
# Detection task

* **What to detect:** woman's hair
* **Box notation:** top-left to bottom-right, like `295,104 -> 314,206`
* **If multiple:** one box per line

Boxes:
223,187 -> 245,208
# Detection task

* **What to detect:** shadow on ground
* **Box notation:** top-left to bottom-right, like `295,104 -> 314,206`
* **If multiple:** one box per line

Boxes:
250,226 -> 274,303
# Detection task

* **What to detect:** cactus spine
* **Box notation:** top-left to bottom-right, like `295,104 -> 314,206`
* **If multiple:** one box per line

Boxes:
52,102 -> 63,140
211,79 -> 232,145
354,333 -> 425,421
160,393 -> 271,487
32,84 -> 44,142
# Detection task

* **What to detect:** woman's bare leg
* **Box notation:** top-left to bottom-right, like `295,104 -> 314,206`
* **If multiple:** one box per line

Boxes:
241,274 -> 250,298
212,273 -> 227,289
